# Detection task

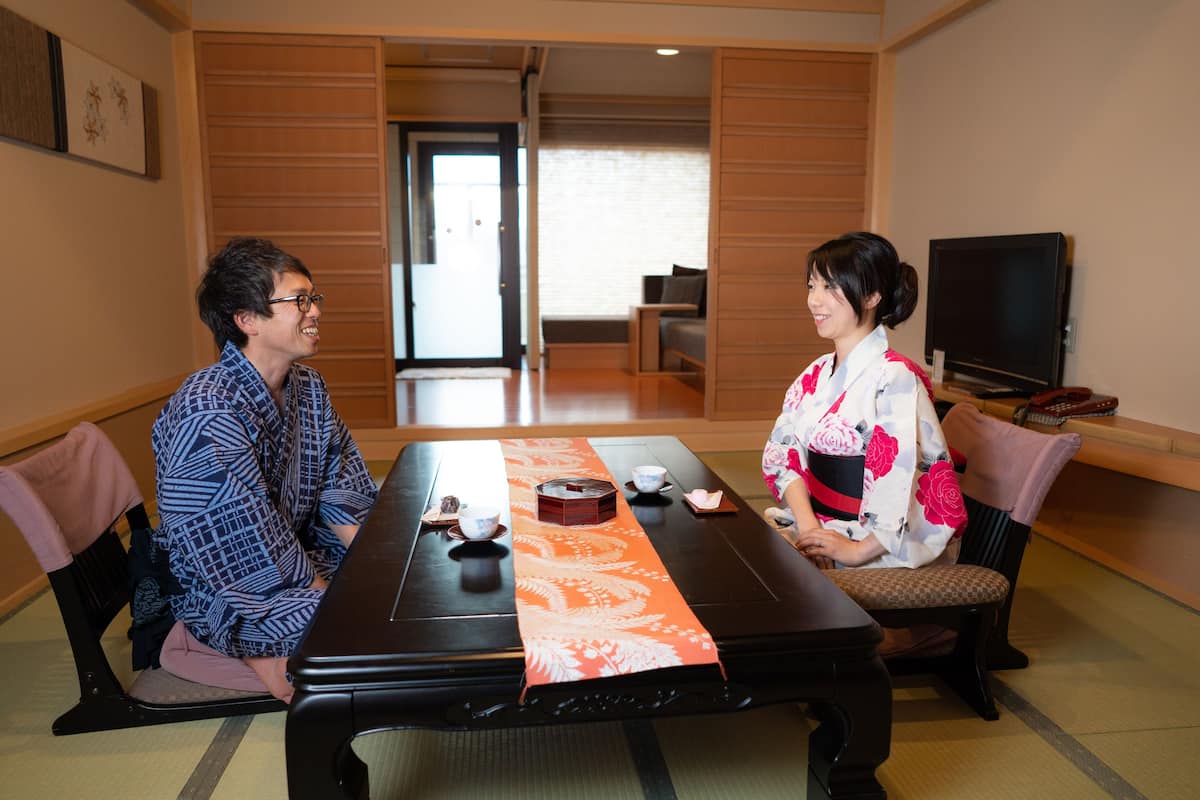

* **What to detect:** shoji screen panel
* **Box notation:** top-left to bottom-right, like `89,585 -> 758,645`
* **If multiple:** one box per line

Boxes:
196,33 -> 394,428
708,49 -> 873,419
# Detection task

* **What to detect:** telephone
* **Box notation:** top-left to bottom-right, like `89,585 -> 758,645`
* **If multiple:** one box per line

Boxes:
1027,386 -> 1118,418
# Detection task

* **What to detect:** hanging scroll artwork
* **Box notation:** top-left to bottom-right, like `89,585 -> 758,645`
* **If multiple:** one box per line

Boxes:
0,6 -> 160,178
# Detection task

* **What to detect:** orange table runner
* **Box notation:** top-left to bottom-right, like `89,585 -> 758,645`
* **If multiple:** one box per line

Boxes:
500,437 -> 722,690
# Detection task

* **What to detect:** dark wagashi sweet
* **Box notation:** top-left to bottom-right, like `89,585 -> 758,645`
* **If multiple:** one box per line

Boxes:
440,495 -> 460,514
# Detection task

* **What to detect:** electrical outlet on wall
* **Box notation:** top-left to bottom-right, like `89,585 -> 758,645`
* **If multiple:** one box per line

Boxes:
1064,318 -> 1077,353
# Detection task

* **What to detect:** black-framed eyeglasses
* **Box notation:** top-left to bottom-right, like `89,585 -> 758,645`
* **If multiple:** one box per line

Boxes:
267,292 -> 324,313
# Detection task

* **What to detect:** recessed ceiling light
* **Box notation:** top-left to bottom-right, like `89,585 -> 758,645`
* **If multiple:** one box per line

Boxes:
656,48 -> 680,56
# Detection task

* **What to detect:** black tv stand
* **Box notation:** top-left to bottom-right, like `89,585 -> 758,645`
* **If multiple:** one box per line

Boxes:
942,380 -> 1030,400
973,388 -> 1031,400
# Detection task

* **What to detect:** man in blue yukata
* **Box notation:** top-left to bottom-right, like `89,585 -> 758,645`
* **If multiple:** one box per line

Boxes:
152,237 -> 378,702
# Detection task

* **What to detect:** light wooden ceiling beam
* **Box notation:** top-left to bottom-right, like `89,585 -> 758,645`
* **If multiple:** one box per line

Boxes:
558,0 -> 882,13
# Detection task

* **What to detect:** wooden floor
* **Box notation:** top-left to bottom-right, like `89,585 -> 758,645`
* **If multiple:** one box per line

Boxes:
395,364 -> 705,427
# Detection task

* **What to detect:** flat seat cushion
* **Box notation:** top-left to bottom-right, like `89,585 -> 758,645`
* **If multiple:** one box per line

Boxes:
129,664 -> 271,704
659,318 -> 706,365
825,564 -> 1010,610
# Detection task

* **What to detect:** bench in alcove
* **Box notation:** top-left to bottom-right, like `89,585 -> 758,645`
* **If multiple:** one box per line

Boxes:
541,315 -> 628,369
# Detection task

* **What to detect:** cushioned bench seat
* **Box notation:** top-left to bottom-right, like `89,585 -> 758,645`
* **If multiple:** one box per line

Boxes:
541,315 -> 628,369
660,317 -> 706,369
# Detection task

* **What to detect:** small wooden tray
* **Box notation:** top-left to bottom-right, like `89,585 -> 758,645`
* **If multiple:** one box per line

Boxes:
683,493 -> 737,515
421,510 -> 458,528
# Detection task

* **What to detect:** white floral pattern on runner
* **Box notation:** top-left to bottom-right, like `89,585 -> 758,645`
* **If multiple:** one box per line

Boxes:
499,438 -> 722,689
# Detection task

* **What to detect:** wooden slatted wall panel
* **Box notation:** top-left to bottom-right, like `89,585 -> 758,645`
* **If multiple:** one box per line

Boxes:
707,49 -> 873,419
195,33 -> 395,428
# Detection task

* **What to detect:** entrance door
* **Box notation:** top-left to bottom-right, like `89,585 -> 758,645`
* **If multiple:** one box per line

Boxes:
395,125 -> 521,368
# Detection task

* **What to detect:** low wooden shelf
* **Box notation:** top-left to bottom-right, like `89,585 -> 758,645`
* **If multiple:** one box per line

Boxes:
933,384 -> 1200,492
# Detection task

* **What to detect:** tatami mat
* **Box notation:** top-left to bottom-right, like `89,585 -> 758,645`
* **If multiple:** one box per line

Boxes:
1078,726 -> 1200,800
654,704 -> 813,798
0,593 -> 224,800
210,712 -> 288,799
354,723 -> 644,799
1003,537 -> 1200,734
883,678 -> 1108,799
2,450 -> 1197,798
694,451 -> 771,501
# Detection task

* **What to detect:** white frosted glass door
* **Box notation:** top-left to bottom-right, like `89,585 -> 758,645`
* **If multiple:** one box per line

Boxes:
411,152 -> 502,360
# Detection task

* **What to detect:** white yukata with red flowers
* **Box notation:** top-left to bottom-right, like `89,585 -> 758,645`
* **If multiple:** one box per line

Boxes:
762,325 -> 967,569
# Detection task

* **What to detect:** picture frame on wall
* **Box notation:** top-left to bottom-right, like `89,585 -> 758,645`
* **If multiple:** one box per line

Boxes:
0,6 -> 160,179
58,39 -> 148,175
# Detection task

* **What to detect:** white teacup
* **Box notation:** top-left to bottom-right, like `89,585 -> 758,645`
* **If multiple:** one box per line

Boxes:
631,465 -> 668,493
457,505 -> 501,539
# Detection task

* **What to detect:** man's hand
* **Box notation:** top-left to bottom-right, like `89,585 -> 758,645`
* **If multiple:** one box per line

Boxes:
309,573 -> 329,591
330,524 -> 359,548
793,529 -> 886,567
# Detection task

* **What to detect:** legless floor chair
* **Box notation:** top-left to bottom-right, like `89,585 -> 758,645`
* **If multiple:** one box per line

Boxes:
825,403 -> 1080,720
0,422 -> 283,735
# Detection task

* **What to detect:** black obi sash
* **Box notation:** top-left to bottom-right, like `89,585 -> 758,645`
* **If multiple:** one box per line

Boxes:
804,449 -> 864,522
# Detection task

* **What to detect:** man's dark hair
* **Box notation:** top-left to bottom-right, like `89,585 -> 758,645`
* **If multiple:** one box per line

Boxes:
197,237 -> 312,349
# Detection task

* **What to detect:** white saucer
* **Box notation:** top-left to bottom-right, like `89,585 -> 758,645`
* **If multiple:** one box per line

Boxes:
624,480 -> 673,495
446,523 -> 509,543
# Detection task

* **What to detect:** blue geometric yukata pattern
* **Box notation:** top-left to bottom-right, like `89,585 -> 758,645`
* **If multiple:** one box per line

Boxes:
153,342 -> 377,658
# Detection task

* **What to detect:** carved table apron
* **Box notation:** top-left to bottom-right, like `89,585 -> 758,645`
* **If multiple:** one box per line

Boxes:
285,436 -> 891,800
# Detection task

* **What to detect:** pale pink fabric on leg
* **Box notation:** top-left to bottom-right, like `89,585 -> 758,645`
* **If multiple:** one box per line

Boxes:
159,621 -> 270,693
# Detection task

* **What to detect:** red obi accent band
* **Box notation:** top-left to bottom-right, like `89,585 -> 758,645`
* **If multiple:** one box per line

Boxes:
804,449 -> 864,522
806,474 -> 863,518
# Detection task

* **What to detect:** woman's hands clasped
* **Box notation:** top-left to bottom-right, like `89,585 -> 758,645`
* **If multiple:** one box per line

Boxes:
793,528 -> 886,569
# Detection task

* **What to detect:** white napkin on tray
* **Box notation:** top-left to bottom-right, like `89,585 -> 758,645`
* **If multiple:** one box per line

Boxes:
684,489 -> 723,510
421,508 -> 457,524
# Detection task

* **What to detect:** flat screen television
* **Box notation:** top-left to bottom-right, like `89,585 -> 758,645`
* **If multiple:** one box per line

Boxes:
924,232 -> 1069,396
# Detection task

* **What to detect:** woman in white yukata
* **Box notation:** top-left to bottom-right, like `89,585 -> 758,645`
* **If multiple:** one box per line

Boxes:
762,232 -> 967,571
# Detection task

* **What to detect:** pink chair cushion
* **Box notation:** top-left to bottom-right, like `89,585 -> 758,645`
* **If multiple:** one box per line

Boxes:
159,621 -> 270,694
941,404 -> 1081,526
0,422 -> 142,572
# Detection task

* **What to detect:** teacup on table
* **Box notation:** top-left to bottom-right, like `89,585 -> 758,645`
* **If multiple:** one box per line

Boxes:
631,465 -> 667,493
457,505 -> 501,539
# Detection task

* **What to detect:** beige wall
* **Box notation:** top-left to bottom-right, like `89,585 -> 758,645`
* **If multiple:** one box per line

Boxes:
0,0 -> 194,432
886,0 -> 1200,433
541,47 -> 712,97
880,0 -> 955,40
190,0 -> 880,49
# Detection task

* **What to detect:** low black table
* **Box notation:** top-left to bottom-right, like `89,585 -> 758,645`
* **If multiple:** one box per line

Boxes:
286,436 -> 891,799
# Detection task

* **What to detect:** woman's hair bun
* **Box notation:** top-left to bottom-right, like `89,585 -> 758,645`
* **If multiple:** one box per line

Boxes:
883,260 -> 918,328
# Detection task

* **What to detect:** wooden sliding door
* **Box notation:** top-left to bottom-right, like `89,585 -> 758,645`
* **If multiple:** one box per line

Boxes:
707,49 -> 874,419
195,33 -> 395,428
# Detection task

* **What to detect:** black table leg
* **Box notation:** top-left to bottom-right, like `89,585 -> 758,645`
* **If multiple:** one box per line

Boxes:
807,655 -> 892,800
286,691 -> 366,800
